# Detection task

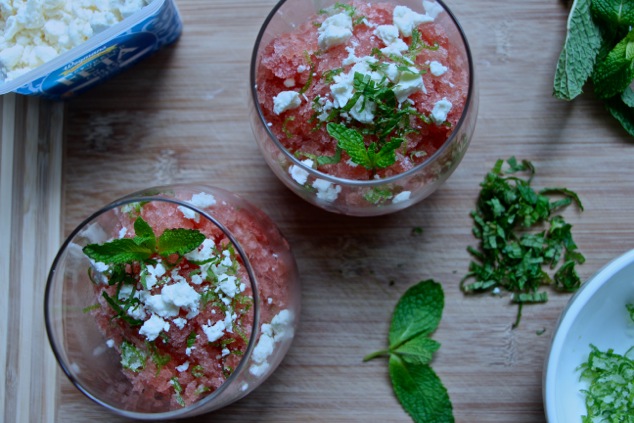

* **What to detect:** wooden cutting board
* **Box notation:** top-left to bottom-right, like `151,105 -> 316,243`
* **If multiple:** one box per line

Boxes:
3,0 -> 634,422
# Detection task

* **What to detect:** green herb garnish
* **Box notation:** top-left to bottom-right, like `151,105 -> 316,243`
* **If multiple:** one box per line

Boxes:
120,341 -> 147,372
364,280 -> 453,423
461,157 -> 585,328
554,0 -> 634,136
579,305 -> 634,422
170,377 -> 186,407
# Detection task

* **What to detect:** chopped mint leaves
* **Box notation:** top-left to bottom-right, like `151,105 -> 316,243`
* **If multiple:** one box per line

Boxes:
461,157 -> 585,328
327,122 -> 403,170
365,280 -> 454,423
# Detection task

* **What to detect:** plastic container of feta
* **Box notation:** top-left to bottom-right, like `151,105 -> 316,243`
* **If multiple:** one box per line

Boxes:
0,0 -> 182,99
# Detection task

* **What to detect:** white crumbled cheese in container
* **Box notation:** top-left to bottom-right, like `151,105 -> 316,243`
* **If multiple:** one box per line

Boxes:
312,178 -> 342,202
273,90 -> 301,115
0,0 -> 152,81
423,0 -> 445,20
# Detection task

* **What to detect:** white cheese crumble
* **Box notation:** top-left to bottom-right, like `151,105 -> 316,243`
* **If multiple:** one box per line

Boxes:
161,280 -> 201,319
175,361 -> 189,372
178,205 -> 199,222
423,0 -> 445,20
139,314 -> 170,342
190,192 -> 216,208
273,90 -> 302,115
392,191 -> 411,204
429,60 -> 448,76
202,320 -> 225,343
393,5 -> 433,37
289,158 -> 313,185
249,309 -> 294,377
317,12 -> 353,50
0,0 -> 152,81
106,339 -> 115,348
173,317 -> 187,330
392,67 -> 426,102
431,97 -> 453,124
312,178 -> 342,202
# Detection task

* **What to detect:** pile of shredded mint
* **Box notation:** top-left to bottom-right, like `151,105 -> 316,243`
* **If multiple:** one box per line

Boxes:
460,157 -> 585,328
554,0 -> 634,135
578,305 -> 634,422
364,280 -> 454,423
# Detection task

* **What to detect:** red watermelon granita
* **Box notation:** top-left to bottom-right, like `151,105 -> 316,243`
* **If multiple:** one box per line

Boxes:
250,0 -> 477,216
45,185 -> 300,418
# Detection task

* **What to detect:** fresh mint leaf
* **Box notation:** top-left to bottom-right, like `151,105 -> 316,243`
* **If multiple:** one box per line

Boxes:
83,238 -> 153,264
157,228 -> 205,257
133,217 -> 156,251
392,337 -> 440,366
373,138 -> 404,169
389,355 -> 454,423
553,0 -> 604,100
622,86 -> 634,106
590,0 -> 634,27
327,122 -> 372,168
605,91 -> 634,136
389,280 -> 444,348
365,280 -> 453,423
592,30 -> 634,99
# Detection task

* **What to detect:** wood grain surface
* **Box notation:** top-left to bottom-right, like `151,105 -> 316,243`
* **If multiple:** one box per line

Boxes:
4,0 -> 634,422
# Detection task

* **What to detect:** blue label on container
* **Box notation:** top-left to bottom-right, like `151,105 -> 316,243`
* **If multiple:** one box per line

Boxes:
14,0 -> 182,99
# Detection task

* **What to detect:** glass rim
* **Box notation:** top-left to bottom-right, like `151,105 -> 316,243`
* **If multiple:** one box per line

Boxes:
249,0 -> 476,187
44,195 -> 262,419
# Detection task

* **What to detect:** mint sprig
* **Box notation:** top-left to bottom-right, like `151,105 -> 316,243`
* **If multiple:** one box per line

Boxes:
364,280 -> 453,423
554,0 -> 634,136
83,216 -> 205,264
327,122 -> 403,170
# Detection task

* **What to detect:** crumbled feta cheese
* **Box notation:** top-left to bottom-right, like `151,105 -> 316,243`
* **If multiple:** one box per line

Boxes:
106,339 -> 115,348
202,320 -> 225,343
217,274 -> 240,298
144,262 -> 166,290
392,191 -> 411,204
297,64 -> 307,73
178,205 -> 199,222
185,238 -> 215,262
175,361 -> 190,372
429,60 -> 448,76
118,227 -> 127,239
190,192 -> 216,208
289,158 -> 313,185
312,178 -> 342,202
283,78 -> 296,87
249,361 -> 270,377
431,97 -> 453,124
423,0 -> 444,20
173,317 -> 187,330
270,309 -> 295,341
252,334 -> 275,364
393,5 -> 433,37
139,314 -> 169,342
273,90 -> 301,115
317,12 -> 353,50
393,67 -> 425,102
221,348 -> 230,357
0,0 -> 152,81
162,280 -> 201,318
145,293 -> 180,319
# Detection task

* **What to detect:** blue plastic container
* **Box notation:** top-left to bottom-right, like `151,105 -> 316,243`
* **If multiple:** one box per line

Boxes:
0,0 -> 182,99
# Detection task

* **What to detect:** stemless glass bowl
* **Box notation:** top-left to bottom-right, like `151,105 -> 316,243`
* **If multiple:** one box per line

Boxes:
249,0 -> 478,216
45,185 -> 301,420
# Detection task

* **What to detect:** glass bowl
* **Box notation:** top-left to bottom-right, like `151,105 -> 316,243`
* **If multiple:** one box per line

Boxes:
249,0 -> 478,216
45,185 -> 301,420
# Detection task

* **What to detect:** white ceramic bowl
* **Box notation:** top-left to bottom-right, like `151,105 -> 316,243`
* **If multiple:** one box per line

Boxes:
543,249 -> 634,422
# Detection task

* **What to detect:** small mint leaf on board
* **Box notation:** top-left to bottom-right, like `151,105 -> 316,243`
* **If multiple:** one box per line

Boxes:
592,30 -> 634,99
83,238 -> 153,264
553,0 -> 604,100
389,355 -> 454,423
590,0 -> 634,27
157,228 -> 205,257
389,280 -> 444,349
133,216 -> 156,251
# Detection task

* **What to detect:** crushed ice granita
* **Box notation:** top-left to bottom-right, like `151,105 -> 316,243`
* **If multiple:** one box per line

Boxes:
255,0 -> 469,181
83,192 -> 295,411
